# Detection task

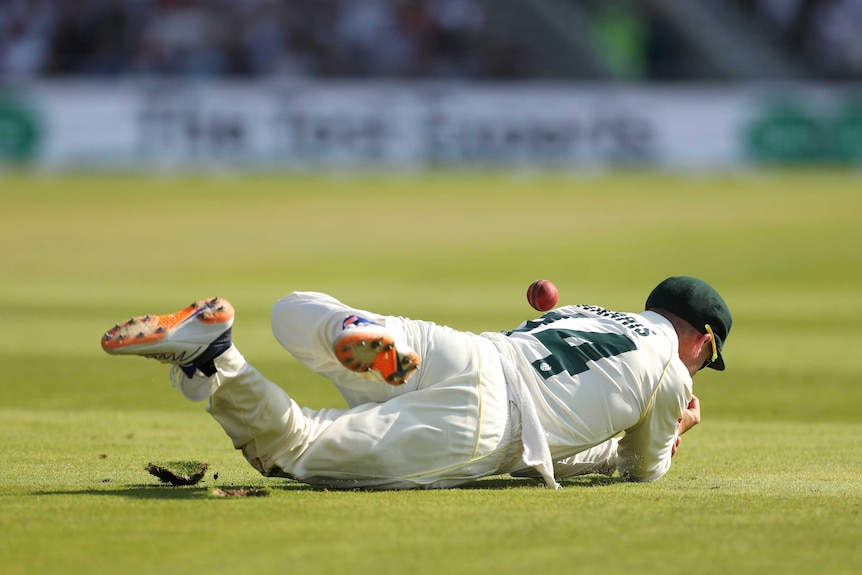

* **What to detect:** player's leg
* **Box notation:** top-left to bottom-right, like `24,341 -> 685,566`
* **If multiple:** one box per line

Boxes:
269,291 -> 389,380
100,296 -> 518,488
206,337 -> 517,489
270,292 -> 486,408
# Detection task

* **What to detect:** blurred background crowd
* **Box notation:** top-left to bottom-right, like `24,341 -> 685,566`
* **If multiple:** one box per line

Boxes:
740,0 -> 862,79
0,0 -> 860,81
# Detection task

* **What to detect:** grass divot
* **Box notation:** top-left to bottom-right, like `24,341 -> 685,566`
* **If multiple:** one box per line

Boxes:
211,487 -> 269,498
146,461 -> 209,486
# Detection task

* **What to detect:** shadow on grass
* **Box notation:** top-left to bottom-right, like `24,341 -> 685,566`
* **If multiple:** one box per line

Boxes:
32,482 -> 316,499
459,474 -> 620,490
32,474 -> 620,499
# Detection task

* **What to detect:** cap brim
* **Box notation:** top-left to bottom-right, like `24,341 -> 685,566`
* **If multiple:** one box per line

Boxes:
708,353 -> 725,371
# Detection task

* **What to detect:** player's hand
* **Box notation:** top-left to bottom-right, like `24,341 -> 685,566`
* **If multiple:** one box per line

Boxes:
677,395 -> 701,436
671,434 -> 682,456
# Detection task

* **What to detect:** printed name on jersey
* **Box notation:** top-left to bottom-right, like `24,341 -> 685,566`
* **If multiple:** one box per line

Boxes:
574,305 -> 651,337
506,306 -> 651,338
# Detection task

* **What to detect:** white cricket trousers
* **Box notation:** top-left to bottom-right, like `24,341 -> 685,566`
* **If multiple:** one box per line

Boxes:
202,292 -> 523,489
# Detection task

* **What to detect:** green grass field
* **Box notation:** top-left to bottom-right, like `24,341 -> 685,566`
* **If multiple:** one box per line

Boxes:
1,171 -> 860,575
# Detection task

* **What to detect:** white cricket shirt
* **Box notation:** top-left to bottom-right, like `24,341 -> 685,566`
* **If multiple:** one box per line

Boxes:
495,306 -> 692,482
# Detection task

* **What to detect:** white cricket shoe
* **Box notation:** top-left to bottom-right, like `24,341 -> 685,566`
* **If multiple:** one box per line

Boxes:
101,297 -> 234,377
333,315 -> 420,386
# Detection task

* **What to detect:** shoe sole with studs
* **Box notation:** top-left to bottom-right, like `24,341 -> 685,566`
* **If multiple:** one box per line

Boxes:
334,328 -> 420,386
101,297 -> 234,364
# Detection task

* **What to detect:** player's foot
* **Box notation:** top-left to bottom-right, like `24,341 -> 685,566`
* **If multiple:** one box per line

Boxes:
101,297 -> 234,377
333,315 -> 420,385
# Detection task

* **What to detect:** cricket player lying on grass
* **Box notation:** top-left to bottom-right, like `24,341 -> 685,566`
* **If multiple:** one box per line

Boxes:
101,276 -> 731,490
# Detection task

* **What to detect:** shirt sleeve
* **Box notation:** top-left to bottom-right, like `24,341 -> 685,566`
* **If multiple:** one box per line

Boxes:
616,370 -> 690,482
552,437 -> 621,478
509,437 -> 620,479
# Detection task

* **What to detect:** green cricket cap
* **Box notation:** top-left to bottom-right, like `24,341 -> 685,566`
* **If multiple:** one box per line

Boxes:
645,276 -> 732,371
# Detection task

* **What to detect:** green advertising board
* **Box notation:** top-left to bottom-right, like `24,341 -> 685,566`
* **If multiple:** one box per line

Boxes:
0,95 -> 41,163
747,98 -> 862,164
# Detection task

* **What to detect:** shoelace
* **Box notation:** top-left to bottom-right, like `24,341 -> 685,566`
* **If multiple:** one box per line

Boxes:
169,364 -> 191,390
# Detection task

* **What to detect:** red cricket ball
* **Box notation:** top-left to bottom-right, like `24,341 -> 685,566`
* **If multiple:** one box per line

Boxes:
527,280 -> 559,312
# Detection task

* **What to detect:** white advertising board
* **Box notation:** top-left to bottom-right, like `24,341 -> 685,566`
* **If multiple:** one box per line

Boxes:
0,81 -> 860,170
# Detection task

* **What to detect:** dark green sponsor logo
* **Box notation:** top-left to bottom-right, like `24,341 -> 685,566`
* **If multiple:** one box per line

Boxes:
0,96 -> 41,163
746,99 -> 862,164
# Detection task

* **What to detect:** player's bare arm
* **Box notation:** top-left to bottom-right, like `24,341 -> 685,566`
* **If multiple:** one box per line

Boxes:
678,395 -> 701,436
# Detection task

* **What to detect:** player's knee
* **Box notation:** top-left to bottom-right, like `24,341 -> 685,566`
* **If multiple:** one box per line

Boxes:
271,291 -> 326,326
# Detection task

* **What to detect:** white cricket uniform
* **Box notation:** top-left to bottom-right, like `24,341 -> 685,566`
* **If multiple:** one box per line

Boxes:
491,305 -> 691,481
198,292 -> 692,489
